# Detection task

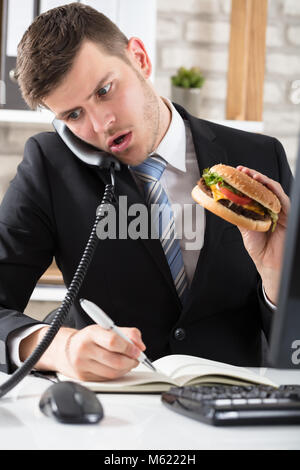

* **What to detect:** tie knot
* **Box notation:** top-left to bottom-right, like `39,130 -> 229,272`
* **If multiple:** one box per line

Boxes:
131,155 -> 167,183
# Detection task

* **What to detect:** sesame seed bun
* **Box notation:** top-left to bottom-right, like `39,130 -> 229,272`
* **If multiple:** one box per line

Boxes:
191,164 -> 281,232
210,164 -> 281,214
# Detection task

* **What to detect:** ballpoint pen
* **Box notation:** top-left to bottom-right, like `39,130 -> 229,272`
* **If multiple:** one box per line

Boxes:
79,298 -> 157,372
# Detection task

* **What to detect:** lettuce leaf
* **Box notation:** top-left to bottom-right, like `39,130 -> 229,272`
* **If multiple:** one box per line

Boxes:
202,168 -> 224,186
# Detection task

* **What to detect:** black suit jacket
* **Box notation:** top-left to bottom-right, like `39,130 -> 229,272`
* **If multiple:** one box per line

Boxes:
0,104 -> 293,373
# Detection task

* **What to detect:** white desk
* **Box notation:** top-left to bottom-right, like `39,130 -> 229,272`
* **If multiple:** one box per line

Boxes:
0,368 -> 299,451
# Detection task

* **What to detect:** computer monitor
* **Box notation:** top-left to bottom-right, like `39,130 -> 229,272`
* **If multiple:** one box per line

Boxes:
269,139 -> 300,369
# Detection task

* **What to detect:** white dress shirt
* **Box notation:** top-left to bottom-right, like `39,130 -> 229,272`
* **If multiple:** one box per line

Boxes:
148,98 -> 204,284
8,98 -> 275,367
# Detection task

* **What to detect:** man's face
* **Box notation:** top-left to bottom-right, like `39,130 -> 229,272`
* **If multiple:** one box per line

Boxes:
44,39 -> 167,166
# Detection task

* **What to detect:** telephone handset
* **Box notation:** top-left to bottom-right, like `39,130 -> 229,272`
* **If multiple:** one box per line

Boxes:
53,118 -> 121,171
0,120 -> 120,399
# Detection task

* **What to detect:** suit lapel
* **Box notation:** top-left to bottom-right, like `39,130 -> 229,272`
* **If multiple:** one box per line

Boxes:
96,164 -> 182,310
174,104 -> 231,313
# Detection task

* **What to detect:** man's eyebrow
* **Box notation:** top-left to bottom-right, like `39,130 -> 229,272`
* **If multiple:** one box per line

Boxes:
55,72 -> 113,120
87,72 -> 113,99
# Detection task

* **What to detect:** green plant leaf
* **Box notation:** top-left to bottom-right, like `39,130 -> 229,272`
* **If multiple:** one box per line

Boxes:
171,66 -> 205,88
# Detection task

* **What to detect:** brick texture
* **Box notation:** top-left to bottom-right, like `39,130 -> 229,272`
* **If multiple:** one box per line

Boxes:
155,0 -> 300,172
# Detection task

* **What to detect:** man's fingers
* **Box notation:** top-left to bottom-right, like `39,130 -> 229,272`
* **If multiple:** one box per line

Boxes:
88,325 -> 143,359
66,326 -> 141,381
65,324 -> 146,382
89,340 -> 139,371
90,357 -> 139,380
237,165 -> 280,192
236,165 -> 290,214
71,356 -> 138,382
121,327 -> 146,351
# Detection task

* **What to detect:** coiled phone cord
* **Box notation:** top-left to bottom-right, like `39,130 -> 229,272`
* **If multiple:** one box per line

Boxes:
0,179 -> 115,398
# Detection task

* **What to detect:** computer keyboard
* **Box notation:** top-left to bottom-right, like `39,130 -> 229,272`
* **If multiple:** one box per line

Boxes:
161,384 -> 300,426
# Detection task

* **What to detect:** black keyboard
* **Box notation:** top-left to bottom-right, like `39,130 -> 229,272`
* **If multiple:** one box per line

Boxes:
161,384 -> 300,426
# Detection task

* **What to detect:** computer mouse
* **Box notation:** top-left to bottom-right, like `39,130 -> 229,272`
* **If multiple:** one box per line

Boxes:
39,381 -> 104,424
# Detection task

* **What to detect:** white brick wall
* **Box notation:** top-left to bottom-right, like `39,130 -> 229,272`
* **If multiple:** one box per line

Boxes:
266,24 -> 284,47
158,0 -> 222,15
266,53 -> 300,76
155,0 -> 300,172
186,20 -> 230,44
283,0 -> 300,16
263,81 -> 284,105
287,26 -> 300,46
264,108 -> 300,135
161,47 -> 228,72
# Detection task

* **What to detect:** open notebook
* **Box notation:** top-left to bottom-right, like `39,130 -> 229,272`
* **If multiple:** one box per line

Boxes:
57,354 -> 277,393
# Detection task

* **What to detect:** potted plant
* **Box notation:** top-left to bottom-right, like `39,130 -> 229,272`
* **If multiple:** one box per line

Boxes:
171,66 -> 205,116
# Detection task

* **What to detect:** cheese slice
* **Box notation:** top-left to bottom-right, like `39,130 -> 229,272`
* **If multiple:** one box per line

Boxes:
210,185 -> 265,215
210,185 -> 227,202
242,203 -> 265,216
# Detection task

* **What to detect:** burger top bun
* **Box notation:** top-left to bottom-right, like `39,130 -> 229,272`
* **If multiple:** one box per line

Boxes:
210,164 -> 281,214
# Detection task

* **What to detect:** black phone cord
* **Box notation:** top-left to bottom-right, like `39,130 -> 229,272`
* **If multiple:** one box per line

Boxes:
0,182 -> 115,398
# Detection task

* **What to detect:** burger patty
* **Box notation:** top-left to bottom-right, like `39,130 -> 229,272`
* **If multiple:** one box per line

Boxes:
198,178 -> 270,222
218,199 -> 269,221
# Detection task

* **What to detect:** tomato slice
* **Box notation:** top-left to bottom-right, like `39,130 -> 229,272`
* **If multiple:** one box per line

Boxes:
216,183 -> 252,206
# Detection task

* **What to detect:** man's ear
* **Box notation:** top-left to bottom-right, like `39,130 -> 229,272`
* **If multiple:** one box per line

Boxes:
126,37 -> 152,79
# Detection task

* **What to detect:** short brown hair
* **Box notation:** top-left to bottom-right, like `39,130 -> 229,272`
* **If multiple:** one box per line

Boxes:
16,2 -> 129,109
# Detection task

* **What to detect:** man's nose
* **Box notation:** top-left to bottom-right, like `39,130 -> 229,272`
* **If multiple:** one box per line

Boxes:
89,108 -> 116,134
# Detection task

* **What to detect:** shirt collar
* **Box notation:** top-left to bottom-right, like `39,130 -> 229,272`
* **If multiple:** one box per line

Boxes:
151,98 -> 186,172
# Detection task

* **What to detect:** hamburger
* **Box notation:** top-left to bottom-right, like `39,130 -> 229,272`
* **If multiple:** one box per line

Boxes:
191,164 -> 281,232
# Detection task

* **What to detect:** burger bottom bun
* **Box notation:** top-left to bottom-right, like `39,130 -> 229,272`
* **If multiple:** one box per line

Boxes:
191,185 -> 271,232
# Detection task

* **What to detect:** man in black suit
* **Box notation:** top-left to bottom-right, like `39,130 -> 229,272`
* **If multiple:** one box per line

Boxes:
0,4 -> 292,380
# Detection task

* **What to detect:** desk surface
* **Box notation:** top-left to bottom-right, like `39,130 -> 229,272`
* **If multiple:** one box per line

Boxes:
0,367 -> 299,450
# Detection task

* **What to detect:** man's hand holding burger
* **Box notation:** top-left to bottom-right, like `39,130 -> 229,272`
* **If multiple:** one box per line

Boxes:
235,166 -> 290,305
192,163 -> 291,306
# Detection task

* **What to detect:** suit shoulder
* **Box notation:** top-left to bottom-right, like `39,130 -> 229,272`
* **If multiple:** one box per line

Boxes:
24,130 -> 77,168
200,118 -> 275,146
193,118 -> 288,181
198,118 -> 281,165
26,131 -> 65,153
175,102 -> 276,147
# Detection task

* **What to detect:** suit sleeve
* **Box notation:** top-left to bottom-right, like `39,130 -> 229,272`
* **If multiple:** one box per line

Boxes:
0,137 -> 56,373
259,137 -> 293,341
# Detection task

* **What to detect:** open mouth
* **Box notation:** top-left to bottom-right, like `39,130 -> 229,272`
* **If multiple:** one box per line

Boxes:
109,131 -> 132,153
114,134 -> 127,144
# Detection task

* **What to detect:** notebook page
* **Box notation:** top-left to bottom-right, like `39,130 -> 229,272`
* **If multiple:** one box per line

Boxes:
153,354 -> 277,387
58,364 -> 175,390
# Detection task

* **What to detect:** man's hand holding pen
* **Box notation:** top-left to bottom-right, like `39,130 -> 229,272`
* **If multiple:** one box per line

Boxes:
19,322 -> 148,382
80,299 -> 156,372
63,323 -> 147,381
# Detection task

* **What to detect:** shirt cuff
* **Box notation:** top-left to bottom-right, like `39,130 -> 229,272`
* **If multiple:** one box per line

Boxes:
262,285 -> 277,311
8,324 -> 46,367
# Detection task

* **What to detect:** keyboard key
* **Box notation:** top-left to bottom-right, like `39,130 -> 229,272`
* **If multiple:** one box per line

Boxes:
247,398 -> 263,405
232,399 -> 248,405
161,383 -> 300,426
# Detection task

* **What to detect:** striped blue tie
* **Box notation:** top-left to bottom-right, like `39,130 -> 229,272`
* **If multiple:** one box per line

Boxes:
131,155 -> 189,305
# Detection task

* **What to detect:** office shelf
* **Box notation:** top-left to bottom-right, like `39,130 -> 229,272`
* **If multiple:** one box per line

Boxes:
0,109 -> 53,124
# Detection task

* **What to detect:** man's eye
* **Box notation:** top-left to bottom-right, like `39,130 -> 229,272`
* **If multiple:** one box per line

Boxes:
67,109 -> 81,121
97,83 -> 111,97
